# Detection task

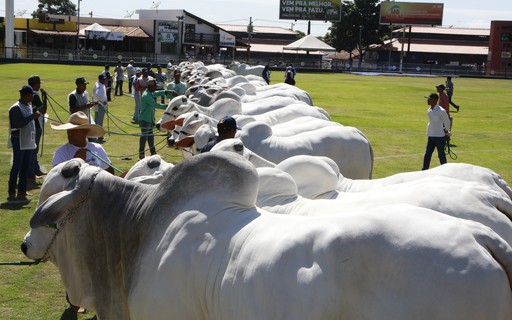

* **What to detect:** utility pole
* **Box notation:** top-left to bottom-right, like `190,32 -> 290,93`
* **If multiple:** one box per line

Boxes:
76,0 -> 81,53
247,17 -> 253,62
177,15 -> 184,63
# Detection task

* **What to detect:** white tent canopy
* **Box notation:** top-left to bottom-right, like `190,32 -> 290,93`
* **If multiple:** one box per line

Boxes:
80,22 -> 124,41
79,22 -> 110,36
283,34 -> 336,52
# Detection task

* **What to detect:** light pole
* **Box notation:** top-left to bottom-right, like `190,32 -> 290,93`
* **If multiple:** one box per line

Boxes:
247,17 -> 253,63
76,0 -> 81,53
177,15 -> 184,63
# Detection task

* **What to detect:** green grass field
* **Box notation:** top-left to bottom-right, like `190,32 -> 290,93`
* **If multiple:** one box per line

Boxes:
0,63 -> 511,319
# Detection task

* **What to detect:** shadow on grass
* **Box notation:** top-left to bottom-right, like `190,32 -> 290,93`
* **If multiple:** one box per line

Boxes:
0,198 -> 32,210
60,307 -> 97,320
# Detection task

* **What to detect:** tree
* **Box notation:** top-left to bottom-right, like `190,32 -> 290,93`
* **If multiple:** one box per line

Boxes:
329,0 -> 390,67
31,0 -> 77,18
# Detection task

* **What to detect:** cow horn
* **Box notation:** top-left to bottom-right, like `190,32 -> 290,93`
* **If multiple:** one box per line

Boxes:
61,159 -> 82,178
147,157 -> 161,169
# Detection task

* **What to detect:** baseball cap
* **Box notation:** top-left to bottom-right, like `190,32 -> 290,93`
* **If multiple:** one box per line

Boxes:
425,93 -> 439,100
217,116 -> 238,133
75,77 -> 89,85
19,85 -> 34,95
135,67 -> 142,73
147,77 -> 156,86
28,75 -> 42,86
435,83 -> 445,90
98,74 -> 106,80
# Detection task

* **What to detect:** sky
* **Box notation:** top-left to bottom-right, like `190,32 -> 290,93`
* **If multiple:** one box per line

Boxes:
1,0 -> 512,36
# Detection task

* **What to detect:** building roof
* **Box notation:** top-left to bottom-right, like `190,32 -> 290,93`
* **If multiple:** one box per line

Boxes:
239,42 -> 324,55
398,26 -> 490,36
217,24 -> 297,35
30,29 -> 77,36
79,23 -> 151,38
376,38 -> 488,55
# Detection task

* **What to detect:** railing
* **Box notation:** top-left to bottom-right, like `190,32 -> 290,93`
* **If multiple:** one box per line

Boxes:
1,46 -> 510,78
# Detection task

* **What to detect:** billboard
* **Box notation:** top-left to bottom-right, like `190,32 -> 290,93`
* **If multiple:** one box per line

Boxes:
219,30 -> 236,47
157,22 -> 179,43
380,2 -> 443,25
279,0 -> 341,22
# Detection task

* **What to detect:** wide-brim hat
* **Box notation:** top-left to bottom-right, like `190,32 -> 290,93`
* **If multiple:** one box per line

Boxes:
50,111 -> 105,138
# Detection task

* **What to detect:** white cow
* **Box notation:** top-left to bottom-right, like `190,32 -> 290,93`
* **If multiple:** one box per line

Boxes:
212,138 -> 276,167
187,83 -> 313,106
22,155 -> 512,319
239,121 -> 374,179
336,163 -> 512,199
163,95 -> 242,121
123,155 -> 174,184
227,61 -> 265,76
257,166 -> 512,246
233,104 -> 331,127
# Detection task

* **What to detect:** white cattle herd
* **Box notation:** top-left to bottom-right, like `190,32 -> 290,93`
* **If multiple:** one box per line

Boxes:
21,61 -> 512,319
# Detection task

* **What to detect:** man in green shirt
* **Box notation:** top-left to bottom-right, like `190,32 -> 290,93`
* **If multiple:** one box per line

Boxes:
139,77 -> 167,159
166,70 -> 187,99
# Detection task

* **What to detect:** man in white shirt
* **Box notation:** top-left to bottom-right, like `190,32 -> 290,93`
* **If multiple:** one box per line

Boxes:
126,60 -> 136,94
421,92 -> 452,170
51,111 -> 114,174
92,74 -> 108,142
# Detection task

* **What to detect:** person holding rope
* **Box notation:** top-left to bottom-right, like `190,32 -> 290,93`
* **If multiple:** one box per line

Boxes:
92,74 -> 108,143
138,77 -> 167,160
51,111 -> 114,175
68,77 -> 94,123
27,75 -> 47,180
7,85 -> 42,201
421,93 -> 451,171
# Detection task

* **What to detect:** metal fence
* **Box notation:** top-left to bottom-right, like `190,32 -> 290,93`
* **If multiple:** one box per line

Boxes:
2,46 -> 511,79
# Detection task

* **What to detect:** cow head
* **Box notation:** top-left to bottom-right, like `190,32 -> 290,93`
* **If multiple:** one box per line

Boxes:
21,159 -> 99,261
212,138 -> 276,168
124,154 -> 174,181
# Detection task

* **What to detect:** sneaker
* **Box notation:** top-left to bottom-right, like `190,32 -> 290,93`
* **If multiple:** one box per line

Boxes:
455,105 -> 460,112
35,170 -> 47,176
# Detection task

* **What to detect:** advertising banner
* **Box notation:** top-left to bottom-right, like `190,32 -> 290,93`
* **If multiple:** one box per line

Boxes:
279,0 -> 341,22
157,22 -> 179,43
380,2 -> 443,25
219,30 -> 236,47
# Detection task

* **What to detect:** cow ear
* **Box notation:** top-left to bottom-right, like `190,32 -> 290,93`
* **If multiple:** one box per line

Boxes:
175,136 -> 195,148
161,120 -> 176,131
29,190 -> 75,228
175,117 -> 185,126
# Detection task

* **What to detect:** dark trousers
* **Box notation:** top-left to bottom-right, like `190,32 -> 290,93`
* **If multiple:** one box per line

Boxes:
8,137 -> 32,195
107,80 -> 112,101
422,136 -> 447,170
27,125 -> 42,178
115,80 -> 124,95
128,76 -> 134,94
447,93 -> 458,108
139,121 -> 156,158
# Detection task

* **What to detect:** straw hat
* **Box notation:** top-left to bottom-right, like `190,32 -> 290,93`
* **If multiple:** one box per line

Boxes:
50,111 -> 105,138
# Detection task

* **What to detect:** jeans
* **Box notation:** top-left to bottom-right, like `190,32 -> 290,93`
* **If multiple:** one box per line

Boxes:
95,103 -> 107,129
115,80 -> 124,95
422,136 -> 447,170
133,91 -> 141,121
139,121 -> 156,158
27,124 -> 42,177
8,136 -> 32,195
